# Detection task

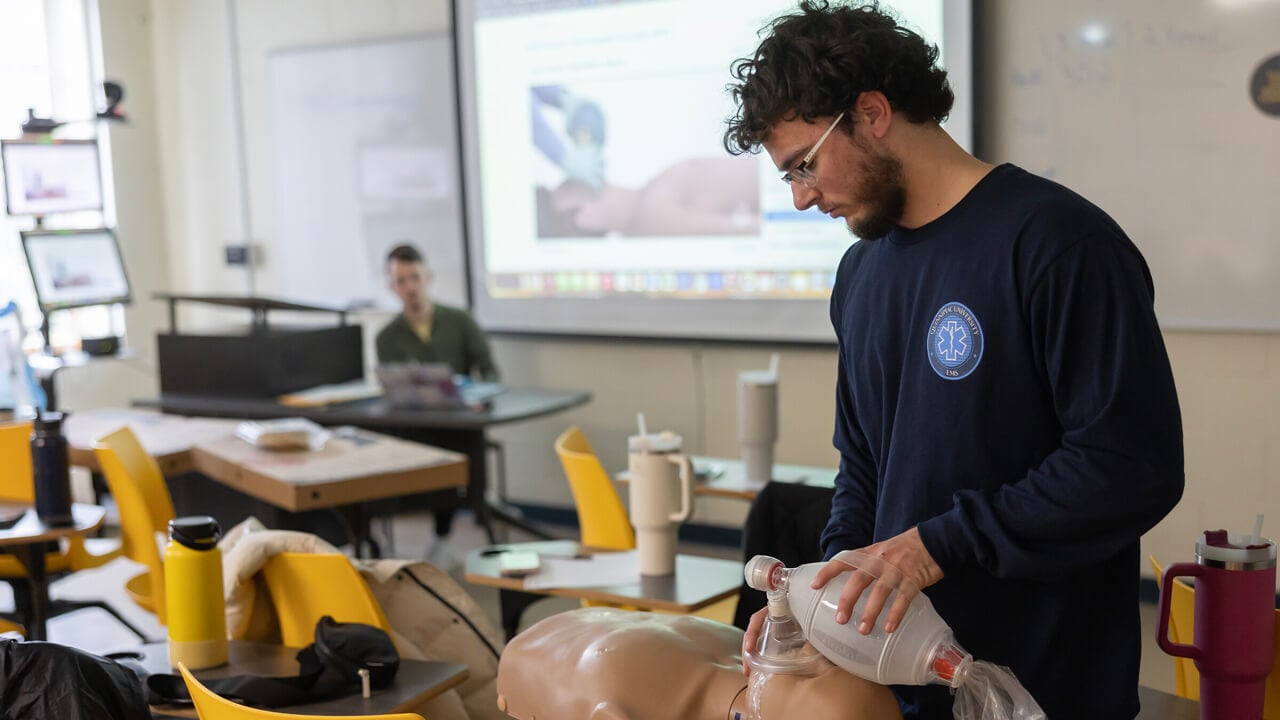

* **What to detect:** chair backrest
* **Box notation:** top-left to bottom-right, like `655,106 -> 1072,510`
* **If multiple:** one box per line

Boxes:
0,421 -> 34,503
1150,555 -> 1199,699
554,427 -> 634,551
1152,554 -> 1280,716
178,663 -> 424,720
261,552 -> 393,648
95,425 -> 174,622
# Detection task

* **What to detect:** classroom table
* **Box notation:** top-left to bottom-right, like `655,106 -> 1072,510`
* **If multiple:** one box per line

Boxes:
121,639 -> 468,718
616,455 -> 837,501
136,388 -> 591,542
0,503 -> 105,641
464,539 -> 743,640
65,409 -> 467,557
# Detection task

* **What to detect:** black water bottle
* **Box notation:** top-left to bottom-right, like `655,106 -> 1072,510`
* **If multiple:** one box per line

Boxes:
31,411 -> 74,527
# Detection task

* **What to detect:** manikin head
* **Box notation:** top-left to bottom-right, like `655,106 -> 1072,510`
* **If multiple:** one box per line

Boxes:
386,243 -> 432,314
496,608 -> 902,720
723,0 -> 954,240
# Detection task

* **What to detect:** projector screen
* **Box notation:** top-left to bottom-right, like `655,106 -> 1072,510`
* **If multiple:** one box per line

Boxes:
1,139 -> 103,217
456,0 -> 974,342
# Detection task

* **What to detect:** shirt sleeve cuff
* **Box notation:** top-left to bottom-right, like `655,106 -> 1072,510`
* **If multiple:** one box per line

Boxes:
917,508 -> 977,576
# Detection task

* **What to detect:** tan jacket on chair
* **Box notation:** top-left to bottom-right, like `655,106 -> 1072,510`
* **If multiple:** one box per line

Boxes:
220,519 -> 506,720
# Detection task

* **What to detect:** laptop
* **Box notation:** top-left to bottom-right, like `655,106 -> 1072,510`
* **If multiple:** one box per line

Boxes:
375,363 -> 505,410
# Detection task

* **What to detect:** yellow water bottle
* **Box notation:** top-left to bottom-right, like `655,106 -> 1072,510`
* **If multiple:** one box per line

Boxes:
165,516 -> 228,669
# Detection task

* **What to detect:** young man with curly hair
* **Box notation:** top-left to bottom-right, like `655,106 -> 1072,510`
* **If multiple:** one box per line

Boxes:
728,3 -> 1184,718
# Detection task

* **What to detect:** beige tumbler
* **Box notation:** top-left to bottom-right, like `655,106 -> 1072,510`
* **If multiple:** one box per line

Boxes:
627,431 -> 694,576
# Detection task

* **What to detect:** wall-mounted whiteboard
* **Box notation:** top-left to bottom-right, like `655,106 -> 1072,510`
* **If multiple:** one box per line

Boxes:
986,1 -> 1280,331
267,34 -> 466,310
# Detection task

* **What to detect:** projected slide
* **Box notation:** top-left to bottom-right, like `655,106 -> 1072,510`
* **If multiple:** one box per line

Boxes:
1,140 -> 103,217
459,0 -> 970,340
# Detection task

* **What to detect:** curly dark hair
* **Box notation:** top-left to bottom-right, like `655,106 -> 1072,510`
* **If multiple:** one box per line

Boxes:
724,0 -> 954,154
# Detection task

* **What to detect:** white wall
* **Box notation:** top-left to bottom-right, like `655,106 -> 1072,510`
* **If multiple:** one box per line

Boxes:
82,0 -> 1279,583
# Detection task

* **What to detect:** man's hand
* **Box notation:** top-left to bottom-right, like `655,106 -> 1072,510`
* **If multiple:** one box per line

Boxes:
811,528 -> 943,635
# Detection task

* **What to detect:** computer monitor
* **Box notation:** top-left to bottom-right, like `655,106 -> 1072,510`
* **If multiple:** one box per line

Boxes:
1,138 -> 104,217
20,228 -> 131,313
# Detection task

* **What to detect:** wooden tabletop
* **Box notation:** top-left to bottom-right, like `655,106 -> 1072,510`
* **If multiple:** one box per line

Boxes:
464,540 -> 743,613
190,428 -> 468,512
0,503 -> 104,546
617,455 -> 837,501
122,640 -> 468,717
64,408 -> 237,475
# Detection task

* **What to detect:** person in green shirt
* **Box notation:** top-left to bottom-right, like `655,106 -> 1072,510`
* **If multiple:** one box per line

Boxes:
375,244 -> 499,380
376,243 -> 499,542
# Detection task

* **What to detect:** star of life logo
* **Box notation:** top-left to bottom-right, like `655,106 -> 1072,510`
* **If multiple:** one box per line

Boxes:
927,302 -> 983,380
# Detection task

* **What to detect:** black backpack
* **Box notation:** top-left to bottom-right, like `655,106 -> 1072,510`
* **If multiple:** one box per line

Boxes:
129,616 -> 400,709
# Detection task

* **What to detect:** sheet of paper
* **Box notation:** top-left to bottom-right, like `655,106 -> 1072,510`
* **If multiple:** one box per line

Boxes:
523,550 -> 640,590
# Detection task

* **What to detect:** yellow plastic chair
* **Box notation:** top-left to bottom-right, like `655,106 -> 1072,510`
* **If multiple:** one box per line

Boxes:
260,552 -> 393,648
178,663 -> 424,720
0,421 -> 138,636
0,421 -> 72,580
553,426 -> 736,623
1152,555 -> 1280,716
95,426 -> 175,624
1150,555 -> 1200,700
554,427 -> 635,552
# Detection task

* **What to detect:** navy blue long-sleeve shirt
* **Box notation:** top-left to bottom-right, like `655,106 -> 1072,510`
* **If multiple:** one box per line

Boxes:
820,164 -> 1184,719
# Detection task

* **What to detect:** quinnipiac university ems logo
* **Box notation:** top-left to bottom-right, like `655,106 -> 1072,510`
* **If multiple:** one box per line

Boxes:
927,301 -> 983,380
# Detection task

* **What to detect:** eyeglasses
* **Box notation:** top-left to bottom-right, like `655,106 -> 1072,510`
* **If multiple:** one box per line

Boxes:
781,112 -> 846,188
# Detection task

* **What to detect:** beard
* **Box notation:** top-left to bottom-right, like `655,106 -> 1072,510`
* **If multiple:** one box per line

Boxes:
846,146 -> 906,241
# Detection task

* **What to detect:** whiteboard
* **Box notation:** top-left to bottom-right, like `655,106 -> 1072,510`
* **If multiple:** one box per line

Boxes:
986,1 -> 1280,330
266,35 -> 467,311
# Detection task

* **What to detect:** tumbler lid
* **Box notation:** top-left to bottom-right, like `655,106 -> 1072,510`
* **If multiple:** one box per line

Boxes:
628,431 -> 681,453
32,410 -> 66,432
1196,530 -> 1276,569
169,516 -> 222,551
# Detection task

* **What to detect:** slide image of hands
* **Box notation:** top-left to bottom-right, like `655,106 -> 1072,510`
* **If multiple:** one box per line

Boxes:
531,76 -> 761,240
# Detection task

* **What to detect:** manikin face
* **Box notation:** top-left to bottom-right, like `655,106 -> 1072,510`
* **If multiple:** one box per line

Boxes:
388,259 -> 431,312
764,113 -> 906,241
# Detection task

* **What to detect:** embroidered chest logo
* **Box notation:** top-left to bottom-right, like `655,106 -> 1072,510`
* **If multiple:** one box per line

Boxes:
927,302 -> 984,380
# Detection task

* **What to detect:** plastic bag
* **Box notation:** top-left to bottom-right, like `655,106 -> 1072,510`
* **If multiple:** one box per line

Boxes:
950,659 -> 1046,720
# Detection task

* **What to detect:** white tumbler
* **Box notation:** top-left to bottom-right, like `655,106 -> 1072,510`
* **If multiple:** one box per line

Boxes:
737,369 -> 779,485
627,431 -> 694,576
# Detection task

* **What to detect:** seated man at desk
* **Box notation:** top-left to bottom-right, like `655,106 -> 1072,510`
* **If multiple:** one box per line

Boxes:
497,607 -> 902,720
376,243 -> 499,544
376,243 -> 499,381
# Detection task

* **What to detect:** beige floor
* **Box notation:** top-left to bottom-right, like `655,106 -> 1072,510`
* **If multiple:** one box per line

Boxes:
13,509 -> 1178,697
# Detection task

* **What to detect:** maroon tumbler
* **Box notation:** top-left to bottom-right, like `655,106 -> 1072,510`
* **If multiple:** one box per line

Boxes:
1158,529 -> 1276,719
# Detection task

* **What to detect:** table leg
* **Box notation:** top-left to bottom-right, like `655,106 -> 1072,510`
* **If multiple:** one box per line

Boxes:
334,504 -> 380,559
497,588 -> 545,641
9,543 -> 48,641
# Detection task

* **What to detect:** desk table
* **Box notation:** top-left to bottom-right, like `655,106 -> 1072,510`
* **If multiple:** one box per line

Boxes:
136,389 -> 592,542
464,539 -> 743,640
0,503 -> 105,641
65,409 -> 237,475
122,640 -> 468,717
617,455 -> 837,501
66,409 -> 467,557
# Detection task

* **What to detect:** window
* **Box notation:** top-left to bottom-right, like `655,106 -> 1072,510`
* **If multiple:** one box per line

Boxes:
0,0 -> 116,351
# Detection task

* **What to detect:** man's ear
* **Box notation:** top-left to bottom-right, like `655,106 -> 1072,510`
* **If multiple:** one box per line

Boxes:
854,91 -> 893,139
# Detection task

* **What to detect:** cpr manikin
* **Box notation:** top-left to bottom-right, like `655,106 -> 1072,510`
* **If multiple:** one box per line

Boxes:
496,608 -> 902,720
